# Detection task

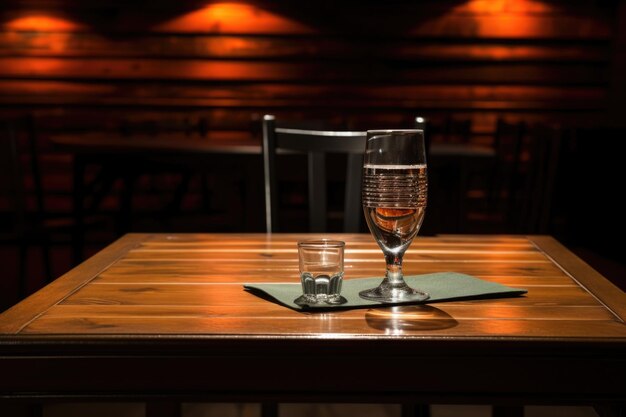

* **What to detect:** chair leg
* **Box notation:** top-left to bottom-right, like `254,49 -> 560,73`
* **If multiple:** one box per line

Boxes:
402,403 -> 430,417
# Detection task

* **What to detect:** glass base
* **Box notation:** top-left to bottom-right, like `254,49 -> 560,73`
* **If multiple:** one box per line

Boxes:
359,277 -> 430,303
294,294 -> 347,307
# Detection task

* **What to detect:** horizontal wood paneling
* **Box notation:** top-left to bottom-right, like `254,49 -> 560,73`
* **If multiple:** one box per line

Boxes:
0,1 -> 618,230
0,57 -> 608,85
0,33 -> 610,61
0,81 -> 607,110
0,1 -> 614,139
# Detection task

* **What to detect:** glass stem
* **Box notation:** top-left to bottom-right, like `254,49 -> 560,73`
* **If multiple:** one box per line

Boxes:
385,253 -> 404,284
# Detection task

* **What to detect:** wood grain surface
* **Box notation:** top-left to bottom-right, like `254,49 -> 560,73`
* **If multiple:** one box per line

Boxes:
1,234 -> 626,406
1,233 -> 625,339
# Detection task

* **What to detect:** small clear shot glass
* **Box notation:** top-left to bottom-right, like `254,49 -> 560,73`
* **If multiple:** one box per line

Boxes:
295,239 -> 346,306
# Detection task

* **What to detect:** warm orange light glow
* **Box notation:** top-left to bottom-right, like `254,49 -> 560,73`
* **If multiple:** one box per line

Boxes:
483,16 -> 538,38
4,14 -> 84,32
155,2 -> 313,34
408,0 -> 611,39
452,0 -> 558,14
476,319 -> 526,335
475,306 -> 527,335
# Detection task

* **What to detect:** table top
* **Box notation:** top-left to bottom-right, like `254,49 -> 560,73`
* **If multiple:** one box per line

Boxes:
1,233 -> 625,403
50,131 -> 261,155
1,233 -> 624,339
50,132 -> 494,158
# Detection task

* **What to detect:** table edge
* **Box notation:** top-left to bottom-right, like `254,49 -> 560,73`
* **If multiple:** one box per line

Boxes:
528,235 -> 626,322
0,234 -> 150,334
1,333 -> 626,353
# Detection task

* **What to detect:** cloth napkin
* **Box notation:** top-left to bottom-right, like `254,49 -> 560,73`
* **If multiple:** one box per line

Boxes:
244,272 -> 527,311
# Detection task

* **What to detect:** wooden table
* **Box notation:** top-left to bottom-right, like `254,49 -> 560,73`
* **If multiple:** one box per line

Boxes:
50,132 -> 494,157
1,234 -> 625,415
50,132 -> 496,239
50,131 -> 261,155
51,133 -> 266,242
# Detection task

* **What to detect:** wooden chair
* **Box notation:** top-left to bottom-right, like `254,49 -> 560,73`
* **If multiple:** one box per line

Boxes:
262,114 -> 367,233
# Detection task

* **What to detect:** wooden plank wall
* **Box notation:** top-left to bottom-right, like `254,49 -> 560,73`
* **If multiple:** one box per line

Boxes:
0,0 -> 620,227
0,0 -> 617,135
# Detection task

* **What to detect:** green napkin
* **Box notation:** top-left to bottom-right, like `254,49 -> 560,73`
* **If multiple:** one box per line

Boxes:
244,272 -> 526,311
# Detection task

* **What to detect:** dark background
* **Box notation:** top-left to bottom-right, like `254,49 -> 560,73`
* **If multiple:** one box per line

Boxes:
1,0 -> 625,311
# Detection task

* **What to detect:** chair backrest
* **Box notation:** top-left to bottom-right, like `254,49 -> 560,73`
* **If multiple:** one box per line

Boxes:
414,116 -> 431,158
262,115 -> 366,233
